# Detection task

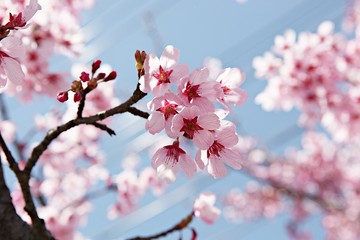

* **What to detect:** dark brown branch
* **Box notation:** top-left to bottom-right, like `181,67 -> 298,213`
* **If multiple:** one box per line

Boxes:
77,88 -> 92,119
0,98 -> 53,239
0,133 -> 20,174
126,212 -> 194,240
89,122 -> 116,136
25,84 -> 146,174
16,171 -> 54,240
0,157 -> 36,240
127,107 -> 150,119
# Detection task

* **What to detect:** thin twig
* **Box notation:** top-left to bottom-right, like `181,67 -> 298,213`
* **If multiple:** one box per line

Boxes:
126,212 -> 194,240
127,107 -> 150,119
0,133 -> 20,174
89,122 -> 116,136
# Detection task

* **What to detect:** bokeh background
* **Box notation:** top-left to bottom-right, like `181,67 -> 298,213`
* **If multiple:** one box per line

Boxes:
5,0 -> 348,239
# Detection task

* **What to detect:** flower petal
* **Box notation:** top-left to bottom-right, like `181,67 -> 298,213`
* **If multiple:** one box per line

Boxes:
146,112 -> 165,134
160,45 -> 179,69
208,157 -> 227,178
194,130 -> 214,150
2,57 -> 25,85
179,154 -> 196,178
220,148 -> 242,170
198,113 -> 220,130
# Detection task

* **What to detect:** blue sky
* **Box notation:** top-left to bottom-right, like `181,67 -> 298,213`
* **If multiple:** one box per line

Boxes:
6,0 -> 348,239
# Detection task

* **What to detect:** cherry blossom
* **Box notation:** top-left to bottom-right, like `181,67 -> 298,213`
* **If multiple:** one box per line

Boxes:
253,20 -> 360,142
139,45 -> 189,97
171,106 -> 220,150
195,121 -> 242,178
0,36 -> 25,87
215,67 -> 248,109
193,192 -> 221,224
0,120 -> 16,143
145,92 -> 184,136
178,68 -> 221,111
223,183 -> 282,222
2,0 -> 41,30
152,140 -> 196,183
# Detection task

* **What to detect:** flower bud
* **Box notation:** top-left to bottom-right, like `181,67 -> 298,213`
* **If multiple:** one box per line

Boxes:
80,71 -> 90,82
57,91 -> 68,102
91,60 -> 102,74
135,50 -> 147,71
104,70 -> 117,81
74,91 -> 82,102
96,72 -> 106,79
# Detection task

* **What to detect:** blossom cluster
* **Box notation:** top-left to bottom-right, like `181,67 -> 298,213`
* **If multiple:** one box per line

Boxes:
193,192 -> 221,225
139,45 -> 247,182
222,132 -> 360,239
0,0 -> 94,101
254,21 -> 360,142
57,59 -> 117,103
0,0 -> 40,88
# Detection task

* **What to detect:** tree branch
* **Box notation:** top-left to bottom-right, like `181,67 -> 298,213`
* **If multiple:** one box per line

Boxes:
0,133 -> 20,175
25,84 -> 146,174
126,212 -> 194,240
0,157 -> 36,240
88,122 -> 116,136
127,107 -> 150,119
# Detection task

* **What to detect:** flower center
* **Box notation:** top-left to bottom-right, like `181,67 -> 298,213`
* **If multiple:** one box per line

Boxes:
180,117 -> 203,139
157,100 -> 178,120
164,141 -> 185,164
207,141 -> 225,158
182,82 -> 200,102
153,65 -> 173,86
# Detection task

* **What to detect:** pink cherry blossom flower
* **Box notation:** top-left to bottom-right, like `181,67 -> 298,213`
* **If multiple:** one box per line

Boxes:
215,68 -> 248,108
146,92 -> 184,137
171,106 -> 219,150
152,140 -> 196,183
22,0 -> 41,23
139,45 -> 189,97
223,183 -> 282,222
0,36 -> 25,87
3,0 -> 41,29
0,120 -> 16,143
195,121 -> 242,178
178,68 -> 221,111
193,192 -> 221,224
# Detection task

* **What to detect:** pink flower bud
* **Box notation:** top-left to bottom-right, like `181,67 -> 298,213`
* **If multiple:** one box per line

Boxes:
96,72 -> 106,79
104,70 -> 117,81
80,71 -> 90,82
57,91 -> 68,102
74,91 -> 82,102
92,60 -> 102,74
